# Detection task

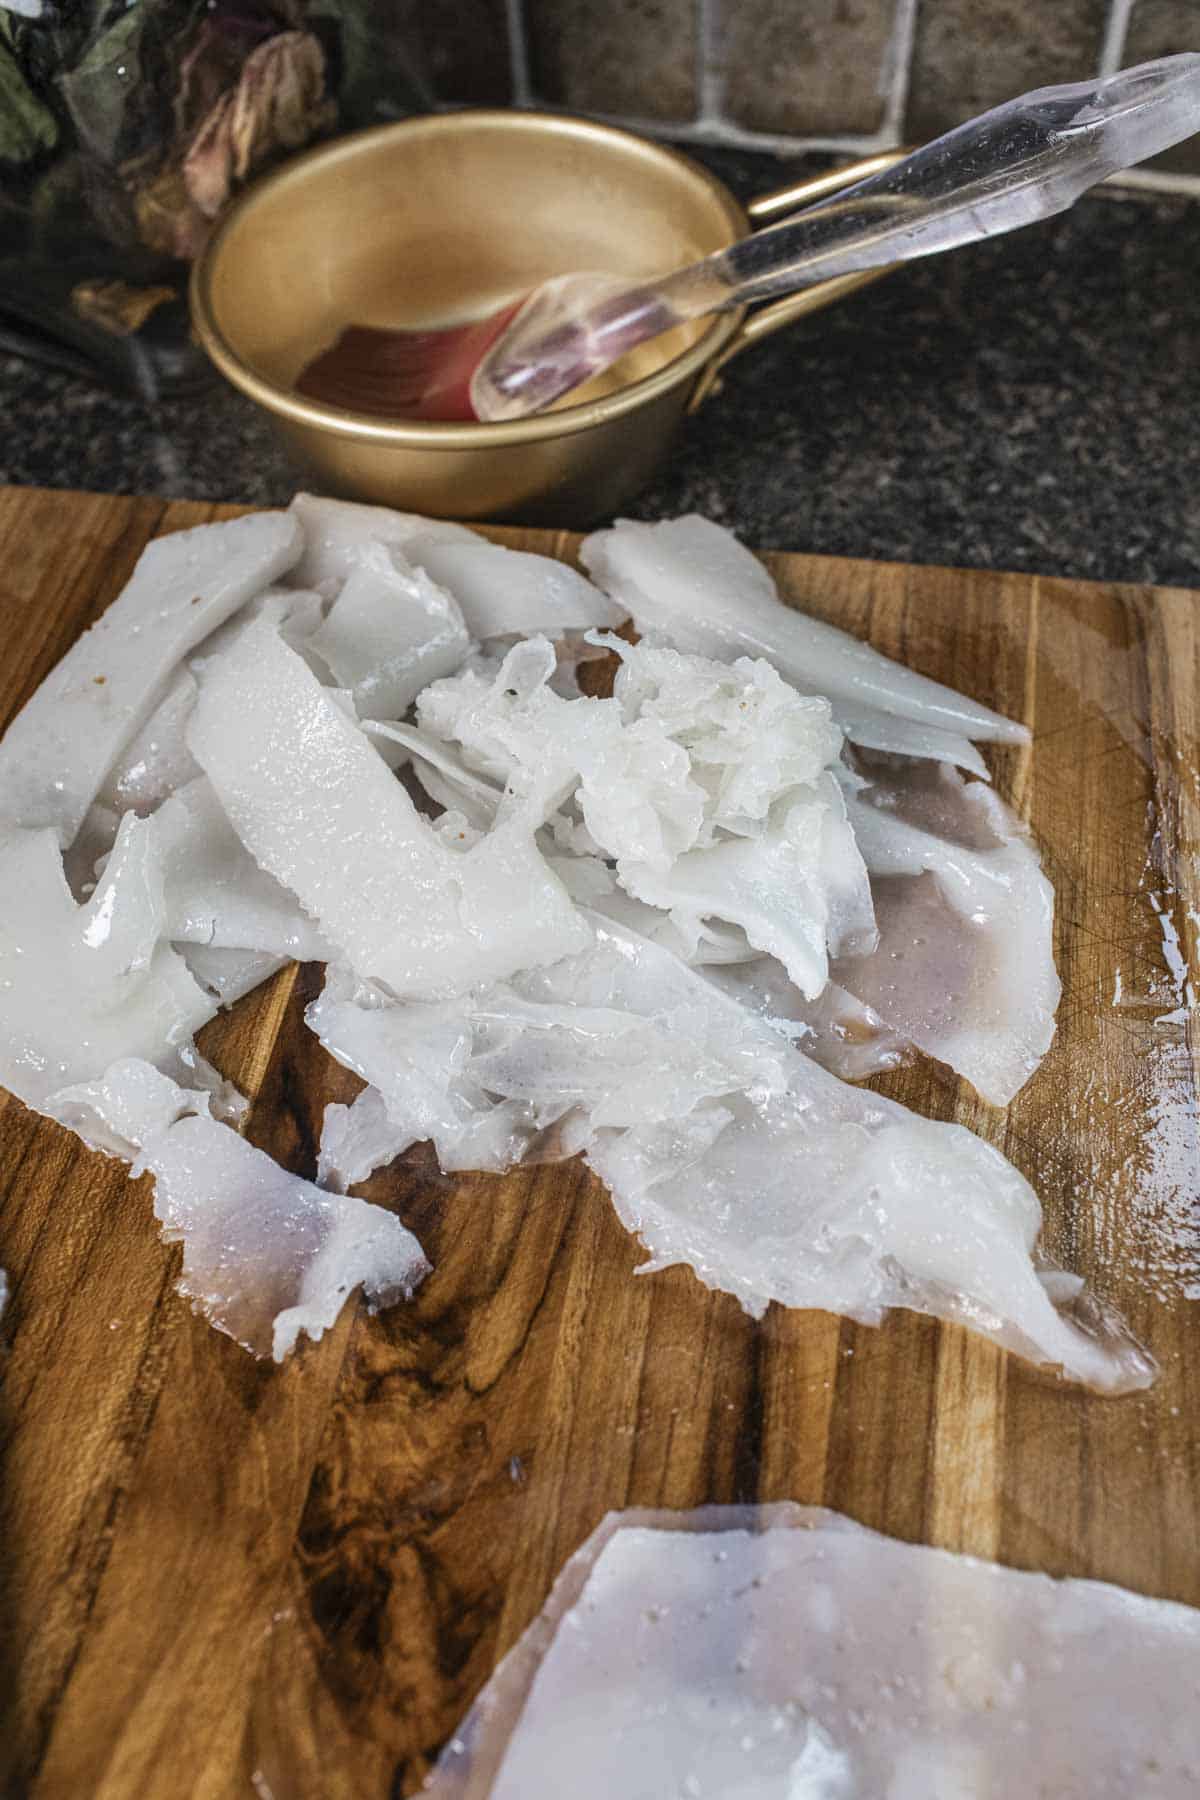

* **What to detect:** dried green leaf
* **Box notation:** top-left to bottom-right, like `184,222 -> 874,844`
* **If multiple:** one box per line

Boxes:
56,5 -> 146,163
0,38 -> 58,162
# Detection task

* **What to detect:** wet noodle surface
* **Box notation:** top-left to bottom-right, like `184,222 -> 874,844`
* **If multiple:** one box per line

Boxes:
0,487 -> 1196,1798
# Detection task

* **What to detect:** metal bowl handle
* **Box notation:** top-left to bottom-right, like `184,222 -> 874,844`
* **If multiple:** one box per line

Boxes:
688,149 -> 908,412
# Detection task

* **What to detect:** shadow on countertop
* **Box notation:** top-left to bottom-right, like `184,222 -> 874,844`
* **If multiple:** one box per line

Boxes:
0,145 -> 1196,591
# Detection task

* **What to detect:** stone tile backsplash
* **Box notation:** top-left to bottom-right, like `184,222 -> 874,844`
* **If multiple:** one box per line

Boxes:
906,0 -> 1110,139
413,0 -> 1198,192
720,0 -> 900,135
525,0 -> 700,123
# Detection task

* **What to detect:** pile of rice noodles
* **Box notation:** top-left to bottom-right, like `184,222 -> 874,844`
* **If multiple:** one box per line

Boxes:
0,497 -> 1151,1389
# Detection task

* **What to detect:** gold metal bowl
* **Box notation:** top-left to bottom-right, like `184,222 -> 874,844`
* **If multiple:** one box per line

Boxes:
190,110 -> 899,525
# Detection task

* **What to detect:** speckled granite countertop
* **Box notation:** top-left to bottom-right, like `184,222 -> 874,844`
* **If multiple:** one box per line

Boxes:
1,145 -> 1197,589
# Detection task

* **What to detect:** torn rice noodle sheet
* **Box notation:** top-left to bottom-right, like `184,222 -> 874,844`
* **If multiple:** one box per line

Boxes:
67,586 -> 329,892
287,492 -> 477,588
140,1107 -> 428,1361
409,537 -> 625,639
309,965 -> 541,1177
96,668 -> 203,817
713,759 -> 1061,1107
837,703 -> 990,778
94,584 -> 329,828
306,543 -> 472,720
310,916 -> 1150,1392
186,618 -> 591,998
288,491 -> 622,641
40,1054 -> 428,1360
413,633 -> 874,997
836,759 -> 1061,1106
149,776 -> 333,962
616,773 -> 875,1000
426,1506 -> 1200,1800
174,944 -> 287,1008
0,819 -> 217,1113
318,1083 -> 413,1194
187,584 -> 326,677
580,514 -> 1027,746
0,510 -> 303,846
708,957 -> 910,1082
47,1054 -> 217,1159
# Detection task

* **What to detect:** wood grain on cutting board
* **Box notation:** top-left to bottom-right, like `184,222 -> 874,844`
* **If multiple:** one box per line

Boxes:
0,486 -> 1196,1800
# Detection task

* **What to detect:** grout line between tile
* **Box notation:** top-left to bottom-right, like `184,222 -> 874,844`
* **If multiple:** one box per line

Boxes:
505,0 -> 533,107
489,93 -> 1200,194
878,0 -> 920,145
1105,164 -> 1200,198
697,0 -> 726,127
1099,0 -> 1135,76
506,97 -> 911,157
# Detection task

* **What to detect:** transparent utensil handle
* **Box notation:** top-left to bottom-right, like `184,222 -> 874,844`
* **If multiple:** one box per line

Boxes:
667,54 -> 1200,313
474,55 -> 1200,421
686,153 -> 908,412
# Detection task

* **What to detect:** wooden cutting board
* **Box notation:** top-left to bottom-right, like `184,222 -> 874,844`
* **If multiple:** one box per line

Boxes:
1,485 -> 1197,1800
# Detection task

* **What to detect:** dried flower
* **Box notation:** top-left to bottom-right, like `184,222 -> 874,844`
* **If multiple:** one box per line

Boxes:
71,276 -> 177,335
124,24 -> 334,259
183,29 -> 333,220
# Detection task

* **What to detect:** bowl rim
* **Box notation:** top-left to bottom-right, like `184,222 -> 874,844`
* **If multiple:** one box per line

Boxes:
189,108 -> 749,450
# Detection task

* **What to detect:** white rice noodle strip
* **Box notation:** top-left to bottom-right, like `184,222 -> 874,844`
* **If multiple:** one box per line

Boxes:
307,545 -> 471,719
0,510 -> 302,846
707,957 -> 910,1081
547,852 -> 759,968
0,821 -> 217,1111
317,1085 -> 413,1192
580,514 -> 1027,744
605,638 -> 847,840
137,1110 -> 429,1360
407,765 -> 498,833
837,705 -> 990,778
97,668 -> 202,815
310,916 -> 1147,1391
426,1506 -> 1200,1800
416,636 -> 627,827
189,586 -> 326,678
617,775 -> 875,1000
46,1055 -> 214,1159
410,538 -> 625,639
578,923 -> 1144,1391
177,944 -> 287,1008
414,637 -> 870,992
364,720 -> 504,827
188,620 -> 591,998
288,493 -> 477,588
62,801 -> 121,898
838,774 -> 1060,1106
418,636 -> 850,862
152,777 -> 332,961
308,966 -> 537,1175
